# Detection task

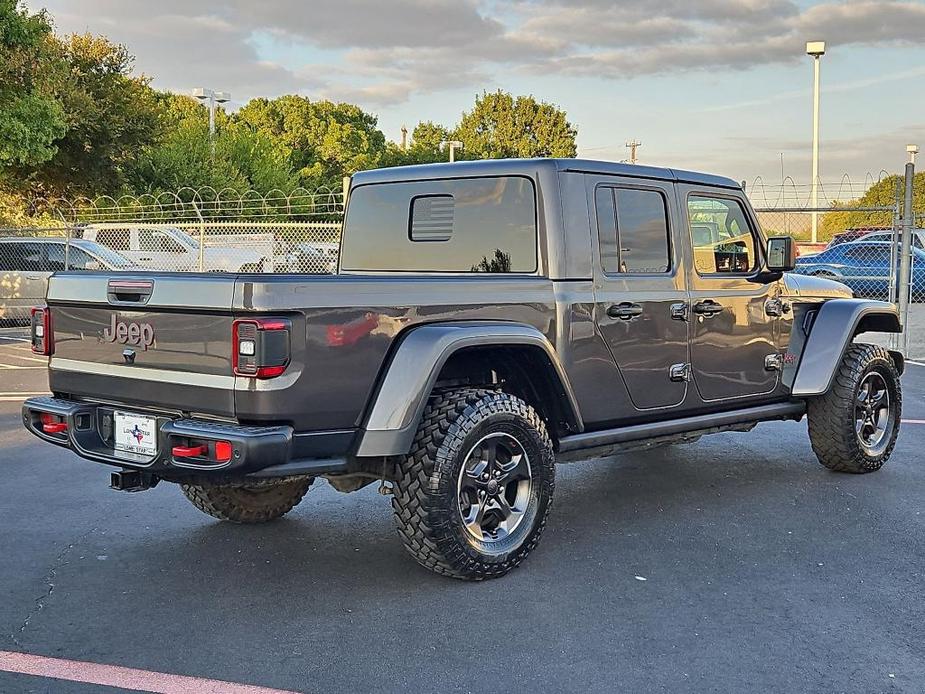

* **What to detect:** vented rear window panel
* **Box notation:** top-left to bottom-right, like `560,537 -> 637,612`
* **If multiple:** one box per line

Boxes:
410,195 -> 455,242
341,176 -> 538,273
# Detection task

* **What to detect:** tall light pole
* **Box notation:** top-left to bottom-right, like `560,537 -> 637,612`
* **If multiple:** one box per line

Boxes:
192,87 -> 231,148
442,140 -> 463,162
806,41 -> 825,242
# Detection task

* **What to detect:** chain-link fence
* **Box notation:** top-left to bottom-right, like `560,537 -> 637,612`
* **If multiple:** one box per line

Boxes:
754,203 -> 925,360
0,187 -> 345,323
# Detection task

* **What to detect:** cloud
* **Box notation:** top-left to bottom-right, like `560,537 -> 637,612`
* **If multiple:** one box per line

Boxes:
34,0 -> 925,108
237,0 -> 506,50
517,0 -> 925,78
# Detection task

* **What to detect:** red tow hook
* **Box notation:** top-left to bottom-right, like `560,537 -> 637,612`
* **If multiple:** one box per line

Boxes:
172,444 -> 207,458
40,413 -> 67,434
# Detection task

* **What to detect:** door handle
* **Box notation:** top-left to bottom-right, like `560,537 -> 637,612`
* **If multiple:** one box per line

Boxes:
692,300 -> 724,317
607,302 -> 643,320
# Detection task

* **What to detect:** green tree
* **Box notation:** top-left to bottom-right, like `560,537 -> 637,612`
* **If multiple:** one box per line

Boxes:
235,96 -> 386,188
820,173 -> 925,240
27,33 -> 163,195
126,94 -> 296,195
453,90 -> 577,160
0,1 -> 66,170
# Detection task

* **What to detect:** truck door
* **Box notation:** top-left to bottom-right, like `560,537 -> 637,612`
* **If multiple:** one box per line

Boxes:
590,176 -> 690,410
680,186 -> 779,401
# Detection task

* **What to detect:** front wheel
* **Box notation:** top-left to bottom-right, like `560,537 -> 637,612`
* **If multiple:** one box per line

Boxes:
807,344 -> 901,473
392,388 -> 555,580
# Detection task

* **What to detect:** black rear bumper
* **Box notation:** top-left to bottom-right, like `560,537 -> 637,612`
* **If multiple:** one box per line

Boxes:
22,396 -> 352,480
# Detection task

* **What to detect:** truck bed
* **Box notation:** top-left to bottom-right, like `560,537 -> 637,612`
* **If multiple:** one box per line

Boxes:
45,271 -> 558,432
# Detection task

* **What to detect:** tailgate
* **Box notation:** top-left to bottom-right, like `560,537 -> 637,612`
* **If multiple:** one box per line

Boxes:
46,273 -> 237,417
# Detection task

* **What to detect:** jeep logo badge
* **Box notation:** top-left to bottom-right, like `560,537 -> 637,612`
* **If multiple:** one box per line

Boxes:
103,314 -> 155,351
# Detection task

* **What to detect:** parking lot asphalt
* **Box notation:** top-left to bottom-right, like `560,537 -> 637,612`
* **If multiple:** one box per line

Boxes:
1,330 -> 924,694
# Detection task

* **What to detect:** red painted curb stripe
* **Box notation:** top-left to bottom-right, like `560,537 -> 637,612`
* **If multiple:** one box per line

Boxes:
0,651 -> 303,694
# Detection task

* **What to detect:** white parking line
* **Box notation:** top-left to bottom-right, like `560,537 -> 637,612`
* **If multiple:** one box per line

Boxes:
1,353 -> 48,364
907,360 -> 925,368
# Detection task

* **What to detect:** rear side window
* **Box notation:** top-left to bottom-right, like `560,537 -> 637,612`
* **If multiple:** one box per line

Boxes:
341,176 -> 537,273
0,243 -> 46,272
595,186 -> 671,274
47,245 -> 95,270
95,229 -> 131,251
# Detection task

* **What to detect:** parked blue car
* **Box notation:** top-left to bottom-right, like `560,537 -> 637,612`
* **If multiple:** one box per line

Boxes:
794,241 -> 925,301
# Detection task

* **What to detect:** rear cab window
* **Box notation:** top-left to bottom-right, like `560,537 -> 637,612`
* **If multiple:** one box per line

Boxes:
340,176 -> 537,273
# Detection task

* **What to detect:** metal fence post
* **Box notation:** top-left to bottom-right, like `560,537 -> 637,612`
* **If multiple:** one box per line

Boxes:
192,200 -> 205,272
898,162 -> 915,355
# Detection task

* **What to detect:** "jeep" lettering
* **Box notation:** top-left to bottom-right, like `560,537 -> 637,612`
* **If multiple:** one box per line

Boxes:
102,314 -> 155,351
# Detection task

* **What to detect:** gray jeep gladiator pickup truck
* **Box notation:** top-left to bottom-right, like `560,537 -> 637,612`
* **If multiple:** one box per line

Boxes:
23,158 -> 904,580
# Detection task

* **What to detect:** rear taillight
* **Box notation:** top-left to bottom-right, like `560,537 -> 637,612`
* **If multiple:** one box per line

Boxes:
232,318 -> 291,378
31,307 -> 53,356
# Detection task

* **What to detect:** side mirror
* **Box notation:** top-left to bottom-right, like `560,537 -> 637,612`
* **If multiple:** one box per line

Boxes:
766,236 -> 796,272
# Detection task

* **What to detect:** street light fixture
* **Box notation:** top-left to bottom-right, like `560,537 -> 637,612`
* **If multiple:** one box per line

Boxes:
442,140 -> 464,163
192,87 -> 231,139
806,41 -> 825,243
907,144 -> 919,164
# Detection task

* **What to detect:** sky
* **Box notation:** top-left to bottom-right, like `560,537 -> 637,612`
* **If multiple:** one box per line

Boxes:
34,0 -> 925,198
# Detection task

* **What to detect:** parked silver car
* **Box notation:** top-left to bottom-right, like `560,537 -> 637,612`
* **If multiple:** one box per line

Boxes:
0,237 -> 136,323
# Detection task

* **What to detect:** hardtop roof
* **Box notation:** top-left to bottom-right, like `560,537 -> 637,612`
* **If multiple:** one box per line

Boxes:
351,157 -> 741,190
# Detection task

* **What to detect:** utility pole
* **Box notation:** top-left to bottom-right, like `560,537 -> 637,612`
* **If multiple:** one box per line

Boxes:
400,125 -> 408,151
806,41 -> 825,243
625,140 -> 642,164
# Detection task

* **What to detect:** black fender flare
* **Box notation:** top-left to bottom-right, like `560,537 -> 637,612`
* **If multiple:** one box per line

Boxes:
791,299 -> 902,396
354,322 -> 582,457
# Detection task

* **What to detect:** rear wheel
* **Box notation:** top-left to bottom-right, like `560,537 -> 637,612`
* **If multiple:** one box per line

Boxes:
392,388 -> 555,580
181,477 -> 313,523
807,344 -> 901,473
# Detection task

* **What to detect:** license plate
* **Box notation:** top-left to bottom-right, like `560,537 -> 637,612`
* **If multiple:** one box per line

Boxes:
113,411 -> 158,456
